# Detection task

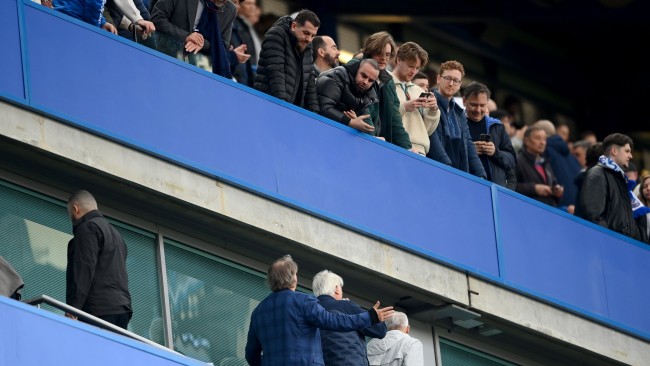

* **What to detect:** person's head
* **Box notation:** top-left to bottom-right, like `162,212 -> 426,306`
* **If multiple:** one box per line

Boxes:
532,119 -> 556,138
585,142 -> 604,170
487,98 -> 498,113
312,270 -> 344,300
637,175 -> 650,206
67,190 -> 98,222
361,31 -> 396,71
490,109 -> 515,136
312,35 -> 340,70
291,10 -> 320,52
602,133 -> 634,169
238,0 -> 257,19
412,72 -> 430,91
354,59 -> 380,92
580,130 -> 598,145
462,82 -> 491,123
385,311 -> 409,333
267,255 -> 298,292
556,122 -> 570,142
523,126 -> 547,156
572,140 -> 592,169
394,42 -> 428,83
436,60 -> 464,99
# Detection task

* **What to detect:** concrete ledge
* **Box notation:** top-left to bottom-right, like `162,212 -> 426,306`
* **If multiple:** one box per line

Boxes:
468,276 -> 649,365
0,100 -> 469,306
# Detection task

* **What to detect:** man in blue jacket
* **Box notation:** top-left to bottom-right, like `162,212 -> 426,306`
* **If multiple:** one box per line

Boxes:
428,60 -> 486,179
462,82 -> 517,189
245,255 -> 393,366
313,270 -> 387,366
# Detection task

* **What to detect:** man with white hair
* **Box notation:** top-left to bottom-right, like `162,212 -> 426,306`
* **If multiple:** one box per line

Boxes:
366,311 -> 423,366
313,270 -> 387,365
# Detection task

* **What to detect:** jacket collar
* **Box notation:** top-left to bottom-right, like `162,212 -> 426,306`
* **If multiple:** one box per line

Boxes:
72,210 -> 102,232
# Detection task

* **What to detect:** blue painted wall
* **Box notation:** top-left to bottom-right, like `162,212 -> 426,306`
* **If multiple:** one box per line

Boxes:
0,297 -> 205,366
0,0 -> 25,101
3,0 -> 649,341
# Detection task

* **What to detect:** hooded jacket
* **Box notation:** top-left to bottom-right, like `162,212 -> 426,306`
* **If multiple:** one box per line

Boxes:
316,61 -> 379,128
254,16 -> 319,112
366,330 -> 423,366
428,89 -> 486,178
545,134 -> 581,206
469,116 -> 517,189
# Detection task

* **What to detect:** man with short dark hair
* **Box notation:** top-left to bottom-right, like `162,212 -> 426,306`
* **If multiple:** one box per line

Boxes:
316,58 -> 380,134
462,82 -> 516,189
245,255 -> 394,366
65,190 -> 132,329
254,10 -> 321,112
312,35 -> 340,77
577,133 -> 642,240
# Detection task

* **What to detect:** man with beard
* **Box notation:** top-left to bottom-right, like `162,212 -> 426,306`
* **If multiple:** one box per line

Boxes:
312,35 -> 340,77
316,59 -> 380,134
254,10 -> 320,112
577,133 -> 643,241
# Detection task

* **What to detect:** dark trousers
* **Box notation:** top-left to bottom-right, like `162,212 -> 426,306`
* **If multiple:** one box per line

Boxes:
95,312 -> 132,330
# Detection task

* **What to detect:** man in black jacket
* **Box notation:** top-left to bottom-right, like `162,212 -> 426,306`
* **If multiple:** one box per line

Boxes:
463,82 -> 517,189
316,59 -> 380,134
254,10 -> 320,112
577,133 -> 642,241
66,190 -> 132,329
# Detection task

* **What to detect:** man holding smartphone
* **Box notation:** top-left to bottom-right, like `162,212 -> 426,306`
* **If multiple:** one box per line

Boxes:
462,82 -> 517,189
391,42 -> 442,156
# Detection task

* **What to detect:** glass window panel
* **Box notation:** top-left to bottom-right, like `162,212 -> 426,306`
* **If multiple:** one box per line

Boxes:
164,239 -> 270,365
440,337 -> 518,366
0,180 -> 162,343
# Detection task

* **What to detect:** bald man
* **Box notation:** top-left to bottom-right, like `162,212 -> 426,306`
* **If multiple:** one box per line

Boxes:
66,190 -> 132,329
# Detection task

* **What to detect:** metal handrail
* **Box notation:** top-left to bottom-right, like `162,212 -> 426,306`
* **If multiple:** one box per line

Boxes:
22,295 -> 179,356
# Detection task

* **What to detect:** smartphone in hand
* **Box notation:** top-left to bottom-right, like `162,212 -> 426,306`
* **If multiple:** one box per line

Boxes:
419,92 -> 431,99
479,133 -> 492,142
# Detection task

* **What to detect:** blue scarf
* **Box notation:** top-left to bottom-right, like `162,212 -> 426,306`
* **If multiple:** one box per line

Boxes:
196,0 -> 232,78
599,155 -> 650,219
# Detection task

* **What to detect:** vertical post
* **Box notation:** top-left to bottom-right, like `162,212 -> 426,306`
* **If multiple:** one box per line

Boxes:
156,229 -> 175,349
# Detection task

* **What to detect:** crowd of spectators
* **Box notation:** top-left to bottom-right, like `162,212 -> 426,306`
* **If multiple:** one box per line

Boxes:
45,1 -> 650,245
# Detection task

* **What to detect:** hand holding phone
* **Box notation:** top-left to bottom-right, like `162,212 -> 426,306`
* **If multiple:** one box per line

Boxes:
419,92 -> 431,99
479,134 -> 491,142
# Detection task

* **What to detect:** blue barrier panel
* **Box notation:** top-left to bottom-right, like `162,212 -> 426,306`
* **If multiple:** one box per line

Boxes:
0,0 -> 25,101
0,296 -> 206,366
496,189 -> 650,338
600,239 -> 650,336
23,5 -> 499,276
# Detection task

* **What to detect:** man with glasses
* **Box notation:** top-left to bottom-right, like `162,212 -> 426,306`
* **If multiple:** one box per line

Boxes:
429,60 -> 486,179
